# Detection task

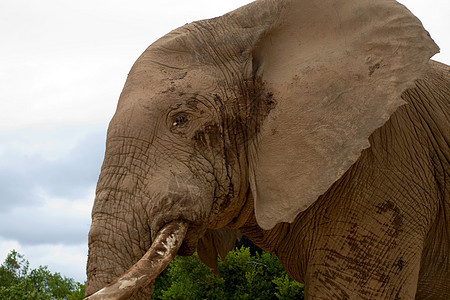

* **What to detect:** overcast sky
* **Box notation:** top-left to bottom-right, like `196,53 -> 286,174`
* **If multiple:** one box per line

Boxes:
0,0 -> 448,283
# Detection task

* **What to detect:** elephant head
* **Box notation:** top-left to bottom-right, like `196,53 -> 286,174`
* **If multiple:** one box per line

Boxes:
85,0 -> 440,298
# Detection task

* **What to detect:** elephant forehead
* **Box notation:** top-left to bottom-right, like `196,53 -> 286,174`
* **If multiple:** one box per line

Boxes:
119,67 -> 216,110
108,67 -> 217,139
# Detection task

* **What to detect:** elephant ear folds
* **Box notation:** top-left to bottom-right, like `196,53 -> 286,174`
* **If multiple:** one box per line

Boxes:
197,228 -> 241,276
247,0 -> 438,229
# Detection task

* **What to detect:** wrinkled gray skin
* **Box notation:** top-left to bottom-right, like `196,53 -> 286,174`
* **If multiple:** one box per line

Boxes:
86,0 -> 449,299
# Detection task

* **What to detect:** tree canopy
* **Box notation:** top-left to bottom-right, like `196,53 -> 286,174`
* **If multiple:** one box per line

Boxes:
0,250 -> 85,300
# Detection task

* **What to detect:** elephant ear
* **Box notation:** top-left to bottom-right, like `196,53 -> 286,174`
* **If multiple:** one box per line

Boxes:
197,228 -> 241,276
247,0 -> 439,229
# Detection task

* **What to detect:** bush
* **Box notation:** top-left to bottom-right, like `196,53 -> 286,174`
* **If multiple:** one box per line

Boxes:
0,250 -> 85,300
153,245 -> 304,299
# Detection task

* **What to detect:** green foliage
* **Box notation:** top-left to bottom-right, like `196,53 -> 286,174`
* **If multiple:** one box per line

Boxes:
153,245 -> 304,299
0,250 -> 85,300
273,274 -> 305,299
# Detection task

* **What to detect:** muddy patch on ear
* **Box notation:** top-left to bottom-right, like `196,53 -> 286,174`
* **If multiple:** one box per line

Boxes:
217,76 -> 277,146
171,72 -> 188,80
368,63 -> 381,76
240,77 -> 277,136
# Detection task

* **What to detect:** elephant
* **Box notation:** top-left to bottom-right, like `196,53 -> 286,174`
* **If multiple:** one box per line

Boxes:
85,0 -> 449,299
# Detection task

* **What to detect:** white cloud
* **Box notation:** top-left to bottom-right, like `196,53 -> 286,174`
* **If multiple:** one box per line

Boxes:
0,126 -> 103,160
0,51 -> 121,131
0,126 -> 104,212
0,239 -> 21,261
0,193 -> 93,246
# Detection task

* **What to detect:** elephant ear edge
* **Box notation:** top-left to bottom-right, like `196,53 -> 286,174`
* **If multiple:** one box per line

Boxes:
246,0 -> 439,229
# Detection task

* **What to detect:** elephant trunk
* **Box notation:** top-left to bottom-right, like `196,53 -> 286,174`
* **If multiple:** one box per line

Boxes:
85,220 -> 188,300
85,134 -> 207,298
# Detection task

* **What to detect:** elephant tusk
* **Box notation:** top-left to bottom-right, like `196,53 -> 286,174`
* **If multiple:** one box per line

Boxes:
84,220 -> 188,300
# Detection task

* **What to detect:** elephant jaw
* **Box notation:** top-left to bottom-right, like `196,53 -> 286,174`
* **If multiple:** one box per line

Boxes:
84,220 -> 188,300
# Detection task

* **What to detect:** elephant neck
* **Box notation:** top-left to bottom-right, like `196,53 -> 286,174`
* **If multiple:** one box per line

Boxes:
238,211 -> 283,254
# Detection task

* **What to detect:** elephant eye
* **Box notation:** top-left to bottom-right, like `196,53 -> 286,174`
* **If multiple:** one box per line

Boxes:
171,113 -> 189,128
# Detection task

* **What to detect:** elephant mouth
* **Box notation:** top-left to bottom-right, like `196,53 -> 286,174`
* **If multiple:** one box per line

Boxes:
84,220 -> 188,300
177,222 -> 209,256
